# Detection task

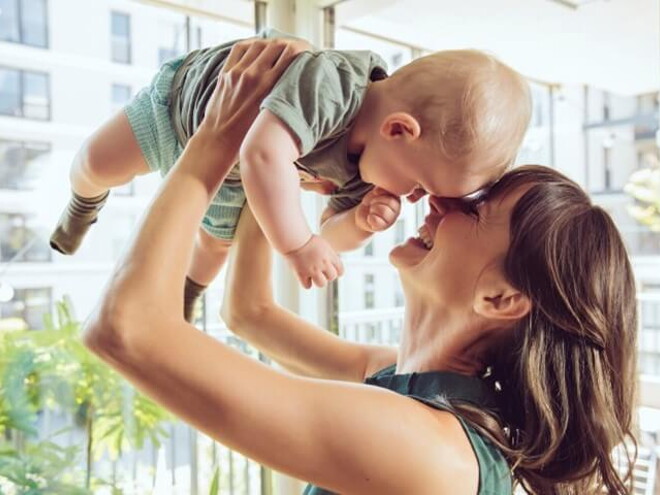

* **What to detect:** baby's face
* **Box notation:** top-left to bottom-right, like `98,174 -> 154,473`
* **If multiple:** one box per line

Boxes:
360,140 -> 499,199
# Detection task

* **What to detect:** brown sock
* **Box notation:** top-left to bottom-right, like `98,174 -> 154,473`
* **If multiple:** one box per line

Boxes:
184,276 -> 207,323
50,190 -> 110,255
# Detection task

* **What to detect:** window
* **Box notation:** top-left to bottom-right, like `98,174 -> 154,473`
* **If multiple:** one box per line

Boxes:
111,11 -> 131,64
0,139 -> 50,189
0,287 -> 51,329
0,0 -> 48,48
0,212 -> 51,262
0,66 -> 50,119
364,274 -> 375,309
157,18 -> 186,65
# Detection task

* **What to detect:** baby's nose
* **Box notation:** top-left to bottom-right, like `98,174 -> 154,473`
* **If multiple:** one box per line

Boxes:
428,196 -> 455,214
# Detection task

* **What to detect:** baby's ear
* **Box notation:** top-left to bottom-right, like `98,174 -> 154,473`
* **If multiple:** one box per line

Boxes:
380,112 -> 421,141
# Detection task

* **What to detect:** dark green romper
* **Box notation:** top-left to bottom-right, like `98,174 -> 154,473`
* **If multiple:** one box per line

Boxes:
303,365 -> 513,495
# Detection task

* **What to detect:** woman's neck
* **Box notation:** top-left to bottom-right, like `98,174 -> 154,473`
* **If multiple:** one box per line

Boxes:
396,300 -> 491,376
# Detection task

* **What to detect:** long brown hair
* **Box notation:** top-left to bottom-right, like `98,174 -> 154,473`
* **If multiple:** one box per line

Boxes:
453,165 -> 638,494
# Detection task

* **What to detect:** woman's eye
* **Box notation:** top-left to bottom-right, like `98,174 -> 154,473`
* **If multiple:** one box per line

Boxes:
466,199 -> 485,220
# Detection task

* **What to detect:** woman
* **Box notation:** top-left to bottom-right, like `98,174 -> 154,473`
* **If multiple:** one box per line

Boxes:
83,39 -> 638,494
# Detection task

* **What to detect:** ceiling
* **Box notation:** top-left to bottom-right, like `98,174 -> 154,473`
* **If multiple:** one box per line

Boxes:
336,0 -> 660,95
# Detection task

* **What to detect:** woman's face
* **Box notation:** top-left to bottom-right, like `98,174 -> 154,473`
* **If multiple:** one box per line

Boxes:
390,186 -> 527,307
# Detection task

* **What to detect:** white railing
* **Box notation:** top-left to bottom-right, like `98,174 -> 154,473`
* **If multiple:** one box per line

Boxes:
338,307 -> 405,345
337,294 -> 660,380
639,293 -> 660,377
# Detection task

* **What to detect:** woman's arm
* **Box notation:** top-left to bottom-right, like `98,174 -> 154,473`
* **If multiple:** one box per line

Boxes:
221,206 -> 397,382
83,39 -> 473,495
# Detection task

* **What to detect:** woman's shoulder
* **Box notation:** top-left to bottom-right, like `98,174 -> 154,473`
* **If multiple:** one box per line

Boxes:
364,365 -> 513,495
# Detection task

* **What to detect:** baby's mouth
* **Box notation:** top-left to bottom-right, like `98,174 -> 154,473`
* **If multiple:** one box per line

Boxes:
416,225 -> 434,250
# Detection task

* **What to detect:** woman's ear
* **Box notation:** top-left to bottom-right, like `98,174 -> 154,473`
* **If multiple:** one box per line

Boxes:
380,112 -> 421,141
474,268 -> 531,321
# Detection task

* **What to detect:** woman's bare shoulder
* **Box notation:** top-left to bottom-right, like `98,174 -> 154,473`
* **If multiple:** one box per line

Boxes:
404,400 -> 480,495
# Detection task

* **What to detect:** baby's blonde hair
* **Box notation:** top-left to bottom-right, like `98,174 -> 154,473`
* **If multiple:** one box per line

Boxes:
389,49 -> 532,174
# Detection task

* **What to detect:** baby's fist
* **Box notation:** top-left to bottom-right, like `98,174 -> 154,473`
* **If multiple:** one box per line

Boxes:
355,187 -> 401,232
285,235 -> 344,289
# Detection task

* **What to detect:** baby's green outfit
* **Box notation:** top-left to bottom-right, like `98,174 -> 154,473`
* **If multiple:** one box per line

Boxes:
124,30 -> 385,241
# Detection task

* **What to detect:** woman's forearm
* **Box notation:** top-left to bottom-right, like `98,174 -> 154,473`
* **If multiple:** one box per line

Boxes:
222,207 -> 378,383
84,130 -> 234,349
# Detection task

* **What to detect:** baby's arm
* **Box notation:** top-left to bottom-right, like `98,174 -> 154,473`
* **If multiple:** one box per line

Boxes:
321,187 -> 402,252
240,109 -> 343,288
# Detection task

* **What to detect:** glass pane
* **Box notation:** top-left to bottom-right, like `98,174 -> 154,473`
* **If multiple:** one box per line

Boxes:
111,11 -> 131,63
157,17 -> 186,65
0,2 -> 259,492
193,16 -> 253,47
0,0 -> 19,42
516,83 -> 552,165
20,0 -> 47,47
0,139 -> 49,189
0,67 -> 21,116
110,11 -> 129,37
22,70 -> 49,119
335,29 -> 413,72
0,213 -> 51,262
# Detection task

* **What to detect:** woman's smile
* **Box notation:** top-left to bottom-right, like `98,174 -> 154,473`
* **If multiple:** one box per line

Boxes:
412,208 -> 447,251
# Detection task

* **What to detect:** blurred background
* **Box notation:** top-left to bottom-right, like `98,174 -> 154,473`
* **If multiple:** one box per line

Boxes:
0,0 -> 658,493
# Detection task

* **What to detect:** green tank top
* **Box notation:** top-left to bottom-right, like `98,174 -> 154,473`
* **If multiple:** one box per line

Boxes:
302,365 -> 512,495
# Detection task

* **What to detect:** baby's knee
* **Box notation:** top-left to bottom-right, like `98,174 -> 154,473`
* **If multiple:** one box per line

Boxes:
196,228 -> 232,253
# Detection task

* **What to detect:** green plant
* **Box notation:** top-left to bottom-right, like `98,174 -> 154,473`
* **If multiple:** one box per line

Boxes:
0,297 -> 172,493
0,440 -> 90,495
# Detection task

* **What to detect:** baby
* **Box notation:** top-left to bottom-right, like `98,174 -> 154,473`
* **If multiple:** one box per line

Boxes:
50,32 -> 531,322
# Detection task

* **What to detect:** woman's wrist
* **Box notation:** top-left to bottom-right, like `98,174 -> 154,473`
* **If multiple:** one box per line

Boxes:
191,124 -> 238,158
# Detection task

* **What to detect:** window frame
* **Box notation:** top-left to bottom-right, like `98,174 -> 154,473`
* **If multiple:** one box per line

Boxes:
0,0 -> 49,49
0,211 -> 53,263
0,137 -> 51,190
110,10 -> 132,65
0,65 -> 51,120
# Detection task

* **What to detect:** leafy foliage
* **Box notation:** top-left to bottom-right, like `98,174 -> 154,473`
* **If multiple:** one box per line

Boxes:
0,298 -> 172,493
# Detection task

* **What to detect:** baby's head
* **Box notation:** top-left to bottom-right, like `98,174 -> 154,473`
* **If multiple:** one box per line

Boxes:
359,49 -> 532,198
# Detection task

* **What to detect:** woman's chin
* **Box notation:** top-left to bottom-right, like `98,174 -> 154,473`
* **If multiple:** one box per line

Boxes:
389,237 -> 430,268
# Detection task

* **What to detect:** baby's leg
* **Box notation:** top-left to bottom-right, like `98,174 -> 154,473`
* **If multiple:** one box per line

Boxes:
50,111 -> 151,254
184,228 -> 232,323
71,110 -> 151,197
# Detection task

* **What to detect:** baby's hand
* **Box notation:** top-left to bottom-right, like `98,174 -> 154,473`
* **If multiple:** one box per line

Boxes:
355,187 -> 402,232
285,235 -> 344,289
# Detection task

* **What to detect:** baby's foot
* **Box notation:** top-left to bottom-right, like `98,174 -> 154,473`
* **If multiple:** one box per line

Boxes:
184,276 -> 207,323
49,190 -> 109,255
